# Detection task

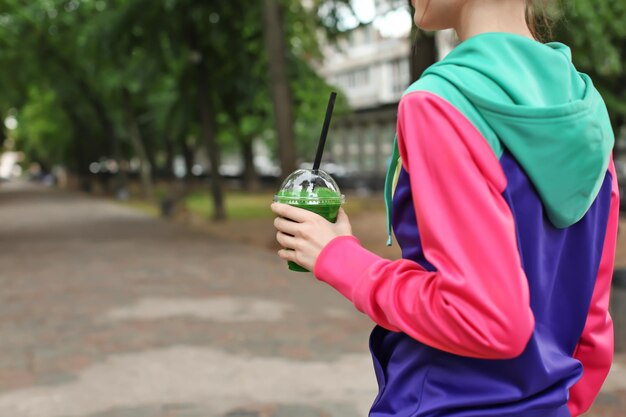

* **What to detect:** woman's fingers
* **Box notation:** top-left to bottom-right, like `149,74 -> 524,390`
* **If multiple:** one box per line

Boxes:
273,216 -> 300,235
335,207 -> 353,234
270,203 -> 312,223
277,248 -> 297,262
271,202 -> 352,273
276,231 -> 298,250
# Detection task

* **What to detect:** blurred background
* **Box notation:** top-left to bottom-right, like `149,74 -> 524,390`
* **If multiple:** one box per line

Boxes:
0,0 -> 625,416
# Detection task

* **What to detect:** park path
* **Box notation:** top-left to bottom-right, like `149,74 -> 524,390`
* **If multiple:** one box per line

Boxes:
0,182 -> 624,417
0,182 -> 376,417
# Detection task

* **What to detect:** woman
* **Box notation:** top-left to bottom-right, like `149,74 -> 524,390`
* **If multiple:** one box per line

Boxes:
271,0 -> 618,415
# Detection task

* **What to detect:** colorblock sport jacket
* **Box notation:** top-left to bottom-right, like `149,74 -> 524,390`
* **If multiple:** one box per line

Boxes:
314,32 -> 618,417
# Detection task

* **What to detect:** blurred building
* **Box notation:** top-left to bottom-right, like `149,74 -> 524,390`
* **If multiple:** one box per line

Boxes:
317,24 -> 408,188
321,25 -> 411,110
0,151 -> 22,179
318,25 -> 456,189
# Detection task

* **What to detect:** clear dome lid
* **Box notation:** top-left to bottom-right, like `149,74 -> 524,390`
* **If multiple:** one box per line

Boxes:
274,169 -> 344,205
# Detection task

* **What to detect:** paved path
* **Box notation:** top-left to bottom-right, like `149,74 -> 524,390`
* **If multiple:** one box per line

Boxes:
0,182 -> 624,417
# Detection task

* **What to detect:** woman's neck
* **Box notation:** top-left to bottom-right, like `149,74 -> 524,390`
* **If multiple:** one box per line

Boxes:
454,0 -> 535,42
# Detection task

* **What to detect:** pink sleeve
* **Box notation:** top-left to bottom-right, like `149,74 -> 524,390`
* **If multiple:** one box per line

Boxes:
568,159 -> 619,416
314,91 -> 535,359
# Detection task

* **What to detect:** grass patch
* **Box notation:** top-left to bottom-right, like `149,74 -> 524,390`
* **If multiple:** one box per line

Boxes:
184,190 -> 386,220
120,199 -> 160,217
117,182 -> 387,221
185,191 -> 275,220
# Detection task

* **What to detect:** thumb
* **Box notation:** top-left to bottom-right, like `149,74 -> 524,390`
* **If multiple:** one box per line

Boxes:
335,207 -> 352,234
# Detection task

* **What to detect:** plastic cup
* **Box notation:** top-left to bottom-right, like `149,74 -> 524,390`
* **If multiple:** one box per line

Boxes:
274,169 -> 345,272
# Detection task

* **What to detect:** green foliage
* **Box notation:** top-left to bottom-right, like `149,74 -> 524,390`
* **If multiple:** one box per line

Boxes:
0,0 -> 346,177
7,0 -> 622,179
555,0 -> 626,133
290,57 -> 350,161
14,87 -> 72,167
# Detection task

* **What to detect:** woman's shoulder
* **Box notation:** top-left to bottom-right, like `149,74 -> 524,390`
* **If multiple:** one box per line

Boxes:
400,74 -> 502,158
402,73 -> 452,99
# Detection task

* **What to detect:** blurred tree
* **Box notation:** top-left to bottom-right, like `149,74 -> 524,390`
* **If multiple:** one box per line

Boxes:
0,0 -> 125,189
13,87 -> 72,170
554,0 -> 626,136
98,0 -> 350,215
0,0 -> 438,215
263,0 -> 297,180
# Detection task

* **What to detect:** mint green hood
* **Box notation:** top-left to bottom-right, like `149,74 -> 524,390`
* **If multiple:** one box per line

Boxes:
421,33 -> 614,228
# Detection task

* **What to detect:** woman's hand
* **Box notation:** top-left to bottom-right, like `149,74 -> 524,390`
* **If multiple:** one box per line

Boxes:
271,203 -> 353,272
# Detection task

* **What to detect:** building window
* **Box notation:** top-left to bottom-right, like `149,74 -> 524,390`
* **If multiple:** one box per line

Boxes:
363,26 -> 373,44
355,67 -> 369,86
339,67 -> 370,89
391,58 -> 409,94
332,142 -> 344,158
364,127 -> 377,172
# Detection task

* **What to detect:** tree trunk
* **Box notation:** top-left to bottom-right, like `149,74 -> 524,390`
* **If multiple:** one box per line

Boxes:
262,0 -> 297,180
61,101 -> 91,191
184,11 -> 226,221
240,136 -> 260,191
182,140 -> 194,180
162,107 -> 177,179
164,135 -> 175,179
195,60 -> 226,221
144,135 -> 158,180
41,41 -> 128,193
227,108 -> 260,191
122,88 -> 154,200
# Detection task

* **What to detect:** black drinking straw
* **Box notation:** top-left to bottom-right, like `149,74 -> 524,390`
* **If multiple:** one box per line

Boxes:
313,91 -> 337,171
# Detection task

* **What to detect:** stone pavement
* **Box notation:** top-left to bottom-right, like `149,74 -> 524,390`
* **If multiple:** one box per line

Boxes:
0,182 -> 624,417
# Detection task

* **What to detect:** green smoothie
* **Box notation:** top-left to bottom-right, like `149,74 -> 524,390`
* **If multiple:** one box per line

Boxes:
275,186 -> 343,272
